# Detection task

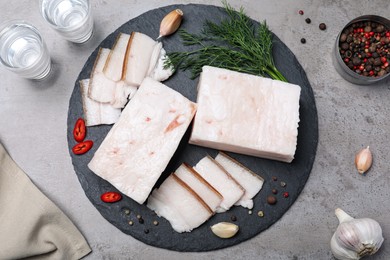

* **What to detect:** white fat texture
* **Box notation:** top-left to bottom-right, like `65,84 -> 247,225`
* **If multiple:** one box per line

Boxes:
149,47 -> 174,82
104,33 -> 130,81
194,156 -> 244,213
147,175 -> 211,233
190,66 -> 301,163
79,79 -> 121,126
175,164 -> 222,212
215,152 -> 264,209
88,77 -> 196,204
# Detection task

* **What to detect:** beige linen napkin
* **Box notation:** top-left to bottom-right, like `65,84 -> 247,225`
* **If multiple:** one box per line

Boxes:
0,142 -> 91,260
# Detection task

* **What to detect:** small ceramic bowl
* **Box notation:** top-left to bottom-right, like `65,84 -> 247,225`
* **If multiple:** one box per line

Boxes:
333,15 -> 390,85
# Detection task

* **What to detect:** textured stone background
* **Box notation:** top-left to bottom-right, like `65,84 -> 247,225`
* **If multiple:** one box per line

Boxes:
1,0 -> 389,259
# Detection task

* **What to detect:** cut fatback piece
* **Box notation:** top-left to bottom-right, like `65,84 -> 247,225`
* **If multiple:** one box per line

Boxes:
174,163 -> 223,212
147,174 -> 213,233
194,155 -> 244,213
79,79 -> 121,126
123,32 -> 158,87
103,33 -> 130,82
215,152 -> 264,209
88,48 -> 117,103
88,77 -> 197,204
189,66 -> 301,163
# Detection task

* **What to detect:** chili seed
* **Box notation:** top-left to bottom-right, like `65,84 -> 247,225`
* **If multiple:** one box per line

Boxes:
153,220 -> 159,226
124,209 -> 131,215
283,192 -> 290,198
128,221 -> 134,226
280,181 -> 287,187
257,211 -> 264,217
248,210 -> 253,215
136,214 -> 142,219
301,38 -> 306,44
231,215 -> 237,222
319,23 -> 327,30
267,195 -> 277,205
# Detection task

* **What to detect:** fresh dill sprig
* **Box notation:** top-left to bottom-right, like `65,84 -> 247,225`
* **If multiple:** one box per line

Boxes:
164,1 -> 287,82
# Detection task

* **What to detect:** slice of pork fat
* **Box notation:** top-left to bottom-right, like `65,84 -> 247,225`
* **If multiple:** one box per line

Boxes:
147,174 -> 213,233
189,66 -> 301,163
79,79 -> 121,126
215,152 -> 264,209
194,155 -> 245,213
103,33 -> 131,82
88,48 -> 117,103
88,77 -> 197,204
174,163 -> 223,212
123,32 -> 158,87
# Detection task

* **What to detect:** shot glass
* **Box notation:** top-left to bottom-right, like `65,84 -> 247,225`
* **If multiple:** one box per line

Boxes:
40,0 -> 93,43
0,20 -> 51,79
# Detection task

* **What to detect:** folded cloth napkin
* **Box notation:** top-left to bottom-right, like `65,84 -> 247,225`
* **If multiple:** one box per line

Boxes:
0,142 -> 91,260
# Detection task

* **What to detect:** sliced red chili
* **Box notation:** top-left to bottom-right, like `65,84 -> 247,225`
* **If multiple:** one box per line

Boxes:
101,192 -> 122,203
73,118 -> 86,143
72,140 -> 93,155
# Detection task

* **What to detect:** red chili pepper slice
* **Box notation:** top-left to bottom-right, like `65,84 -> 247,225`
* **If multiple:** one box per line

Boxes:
101,192 -> 122,203
73,118 -> 86,143
72,140 -> 93,155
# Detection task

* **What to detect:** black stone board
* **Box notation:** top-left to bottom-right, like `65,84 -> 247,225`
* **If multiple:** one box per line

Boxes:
67,4 -> 318,252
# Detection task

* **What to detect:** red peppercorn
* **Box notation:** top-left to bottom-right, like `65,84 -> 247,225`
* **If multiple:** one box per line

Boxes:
359,65 -> 364,71
298,10 -> 304,15
344,58 -> 350,63
381,57 -> 387,63
369,70 -> 375,76
384,62 -> 389,68
370,32 -> 375,36
386,32 -> 390,37
283,192 -> 289,198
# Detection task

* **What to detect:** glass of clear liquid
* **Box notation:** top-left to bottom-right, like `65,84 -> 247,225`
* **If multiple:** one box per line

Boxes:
40,0 -> 93,43
0,20 -> 51,79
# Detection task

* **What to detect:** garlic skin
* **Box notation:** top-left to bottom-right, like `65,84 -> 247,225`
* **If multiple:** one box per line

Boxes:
355,146 -> 372,174
158,9 -> 183,39
330,208 -> 384,260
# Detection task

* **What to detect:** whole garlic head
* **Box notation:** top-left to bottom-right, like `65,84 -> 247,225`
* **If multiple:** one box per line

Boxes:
330,208 -> 384,260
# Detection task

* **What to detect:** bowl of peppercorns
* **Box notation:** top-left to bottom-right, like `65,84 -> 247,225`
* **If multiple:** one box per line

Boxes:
334,15 -> 390,85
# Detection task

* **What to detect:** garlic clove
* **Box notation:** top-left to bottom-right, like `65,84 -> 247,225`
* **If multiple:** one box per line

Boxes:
330,208 -> 384,260
354,146 -> 372,174
158,9 -> 183,39
211,222 -> 239,238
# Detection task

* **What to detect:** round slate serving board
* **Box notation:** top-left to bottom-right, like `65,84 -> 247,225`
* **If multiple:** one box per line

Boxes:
67,4 -> 318,252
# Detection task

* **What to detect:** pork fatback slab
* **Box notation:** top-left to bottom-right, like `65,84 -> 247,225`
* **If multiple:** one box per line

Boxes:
189,66 -> 301,163
88,77 -> 197,204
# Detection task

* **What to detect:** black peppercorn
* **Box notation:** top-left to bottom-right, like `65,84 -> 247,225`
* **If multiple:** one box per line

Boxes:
319,23 -> 327,30
341,42 -> 349,50
305,18 -> 311,24
352,57 -> 361,65
231,215 -> 237,222
301,38 -> 306,44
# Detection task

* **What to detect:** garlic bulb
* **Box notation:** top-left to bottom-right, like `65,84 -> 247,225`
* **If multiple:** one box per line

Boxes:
330,208 -> 384,260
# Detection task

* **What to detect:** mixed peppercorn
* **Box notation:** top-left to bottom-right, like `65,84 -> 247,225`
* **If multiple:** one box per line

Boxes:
339,20 -> 390,77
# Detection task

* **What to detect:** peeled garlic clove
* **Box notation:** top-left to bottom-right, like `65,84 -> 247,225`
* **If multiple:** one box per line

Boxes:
355,146 -> 372,174
211,222 -> 239,238
158,9 -> 183,39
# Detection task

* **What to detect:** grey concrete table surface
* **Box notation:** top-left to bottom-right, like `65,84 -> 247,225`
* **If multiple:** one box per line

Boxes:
1,0 -> 389,259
